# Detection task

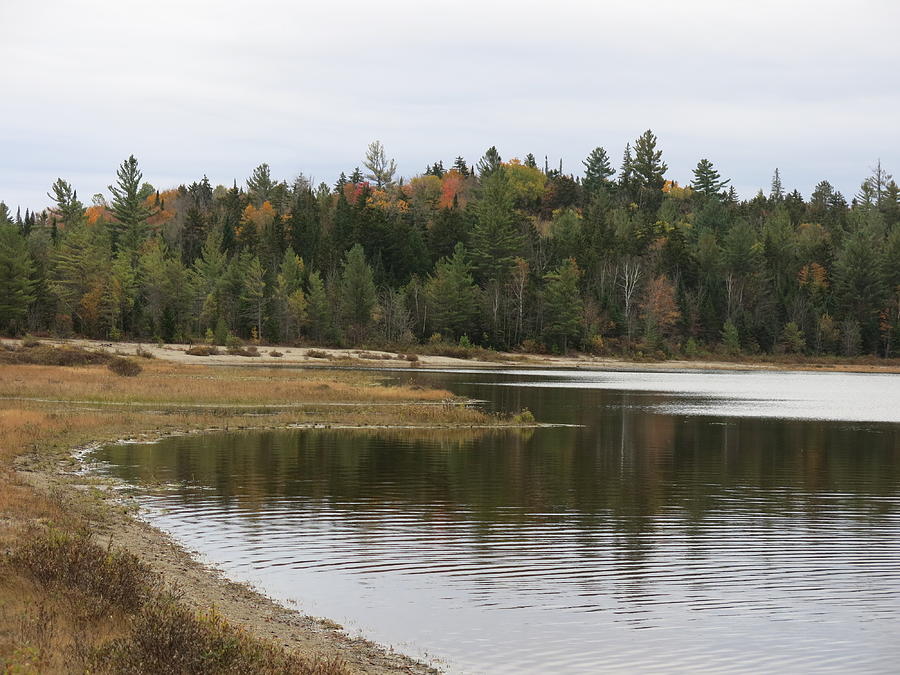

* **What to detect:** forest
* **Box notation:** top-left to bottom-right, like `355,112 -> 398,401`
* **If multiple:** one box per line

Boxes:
1,131 -> 898,359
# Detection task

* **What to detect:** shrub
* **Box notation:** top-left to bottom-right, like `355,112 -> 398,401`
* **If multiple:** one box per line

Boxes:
306,349 -> 330,359
93,596 -> 342,675
108,358 -> 142,377
513,408 -> 536,424
21,334 -> 41,348
8,529 -> 152,613
186,345 -> 219,356
269,350 -> 283,357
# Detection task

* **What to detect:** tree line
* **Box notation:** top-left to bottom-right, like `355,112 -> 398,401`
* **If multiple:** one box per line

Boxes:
1,133 -> 898,358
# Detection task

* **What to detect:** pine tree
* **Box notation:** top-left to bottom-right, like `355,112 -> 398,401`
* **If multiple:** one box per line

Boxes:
363,141 -> 397,188
476,146 -> 502,179
425,243 -> 480,340
632,130 -> 667,192
48,178 -> 86,228
339,244 -> 377,341
306,270 -> 330,341
470,169 -> 522,283
239,253 -> 266,341
770,168 -> 784,202
542,258 -> 583,352
452,156 -> 470,177
691,159 -> 730,197
582,146 -> 615,195
109,155 -> 152,251
247,163 -> 274,206
0,224 -> 36,333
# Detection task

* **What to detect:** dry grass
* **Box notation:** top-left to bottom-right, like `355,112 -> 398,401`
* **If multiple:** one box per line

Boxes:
0,361 -> 458,406
1,530 -> 345,674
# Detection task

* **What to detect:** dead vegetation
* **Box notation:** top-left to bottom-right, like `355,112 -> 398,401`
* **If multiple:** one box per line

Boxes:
1,529 -> 345,674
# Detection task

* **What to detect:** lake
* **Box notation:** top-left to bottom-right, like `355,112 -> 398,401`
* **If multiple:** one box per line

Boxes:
91,368 -> 900,673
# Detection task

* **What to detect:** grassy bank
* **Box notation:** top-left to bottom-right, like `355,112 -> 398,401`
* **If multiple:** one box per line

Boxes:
0,343 -> 516,673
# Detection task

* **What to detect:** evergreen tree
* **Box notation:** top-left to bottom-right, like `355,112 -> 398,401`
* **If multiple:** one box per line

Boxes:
452,156 -> 470,177
0,224 -> 36,333
239,253 -> 267,340
582,146 -> 615,195
542,258 -> 583,352
425,243 -> 480,340
247,163 -> 274,206
691,159 -> 730,197
476,146 -> 502,179
470,169 -> 522,283
770,168 -> 784,202
363,141 -> 397,188
306,270 -> 330,341
632,130 -> 667,192
48,178 -> 86,227
109,155 -> 152,251
338,244 -> 377,341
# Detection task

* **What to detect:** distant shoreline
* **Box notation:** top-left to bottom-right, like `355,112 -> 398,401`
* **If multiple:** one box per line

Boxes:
5,337 -> 899,375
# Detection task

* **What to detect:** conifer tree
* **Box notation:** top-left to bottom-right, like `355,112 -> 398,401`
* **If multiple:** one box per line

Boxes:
425,243 -> 480,340
306,270 -> 330,341
363,141 -> 397,188
247,163 -> 274,206
691,159 -> 730,197
470,169 -> 522,283
582,146 -> 615,195
632,130 -> 667,192
109,155 -> 152,251
0,224 -> 35,333
339,244 -> 377,341
48,178 -> 86,227
543,258 -> 583,352
476,146 -> 502,179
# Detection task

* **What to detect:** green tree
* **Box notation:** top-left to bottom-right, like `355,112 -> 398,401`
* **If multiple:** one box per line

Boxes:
339,244 -> 377,342
0,225 -> 36,333
425,243 -> 480,340
542,258 -> 583,352
833,228 -> 885,348
276,247 -> 307,339
48,178 -> 86,227
109,155 -> 152,251
582,146 -> 615,195
470,169 -> 522,283
691,159 -> 729,197
476,146 -> 502,179
632,130 -> 668,192
239,254 -> 266,341
247,163 -> 274,206
306,270 -> 330,341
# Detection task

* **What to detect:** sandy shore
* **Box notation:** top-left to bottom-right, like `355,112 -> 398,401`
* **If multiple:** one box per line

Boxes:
9,337 -> 900,374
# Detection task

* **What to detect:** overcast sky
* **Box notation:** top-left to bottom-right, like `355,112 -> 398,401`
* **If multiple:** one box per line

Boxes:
2,0 -> 898,212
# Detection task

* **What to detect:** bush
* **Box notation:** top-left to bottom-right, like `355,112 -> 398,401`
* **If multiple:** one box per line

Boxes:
186,345 -> 219,356
306,349 -> 330,359
135,346 -> 155,359
108,358 -> 142,377
21,334 -> 41,348
269,350 -> 283,357
8,529 -> 152,613
513,408 -> 536,424
0,344 -> 113,366
93,596 -> 341,675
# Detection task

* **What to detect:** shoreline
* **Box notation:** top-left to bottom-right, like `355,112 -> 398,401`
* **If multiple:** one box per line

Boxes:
5,337 -> 899,375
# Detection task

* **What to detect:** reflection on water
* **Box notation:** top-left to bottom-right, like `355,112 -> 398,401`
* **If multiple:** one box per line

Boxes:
93,370 -> 900,673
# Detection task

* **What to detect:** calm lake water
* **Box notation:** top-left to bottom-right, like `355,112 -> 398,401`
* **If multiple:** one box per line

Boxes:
92,368 -> 900,673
